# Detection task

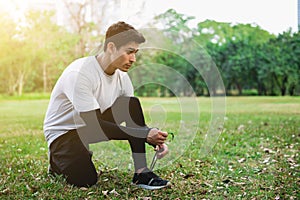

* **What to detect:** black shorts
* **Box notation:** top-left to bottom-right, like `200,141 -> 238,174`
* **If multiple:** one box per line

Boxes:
49,130 -> 97,187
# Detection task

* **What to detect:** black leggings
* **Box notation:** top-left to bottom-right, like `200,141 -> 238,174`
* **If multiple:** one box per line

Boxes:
49,97 -> 150,187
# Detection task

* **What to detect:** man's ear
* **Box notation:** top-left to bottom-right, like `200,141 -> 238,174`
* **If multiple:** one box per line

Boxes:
107,42 -> 116,54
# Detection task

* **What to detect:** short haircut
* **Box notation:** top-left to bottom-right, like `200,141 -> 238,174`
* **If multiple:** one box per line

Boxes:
104,21 -> 145,52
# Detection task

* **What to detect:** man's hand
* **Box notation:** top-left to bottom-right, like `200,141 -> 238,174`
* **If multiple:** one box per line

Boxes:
147,128 -> 168,146
155,143 -> 169,159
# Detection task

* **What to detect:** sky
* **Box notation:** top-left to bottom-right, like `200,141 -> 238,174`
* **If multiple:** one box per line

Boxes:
0,0 -> 298,35
122,0 -> 298,35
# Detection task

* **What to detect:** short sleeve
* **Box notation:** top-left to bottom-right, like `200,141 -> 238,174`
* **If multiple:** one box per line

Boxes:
121,73 -> 134,96
64,71 -> 100,112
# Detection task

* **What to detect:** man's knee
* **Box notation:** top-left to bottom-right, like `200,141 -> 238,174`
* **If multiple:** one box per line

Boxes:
116,96 -> 139,103
64,165 -> 98,187
114,96 -> 141,111
128,96 -> 141,108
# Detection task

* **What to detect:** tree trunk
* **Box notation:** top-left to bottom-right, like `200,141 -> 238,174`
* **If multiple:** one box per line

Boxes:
236,82 -> 243,95
280,75 -> 288,96
280,87 -> 286,96
288,83 -> 295,96
8,83 -> 17,96
18,73 -> 24,96
43,62 -> 47,93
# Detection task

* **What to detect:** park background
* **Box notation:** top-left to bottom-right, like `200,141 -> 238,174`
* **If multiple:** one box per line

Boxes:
0,0 -> 299,97
0,0 -> 299,199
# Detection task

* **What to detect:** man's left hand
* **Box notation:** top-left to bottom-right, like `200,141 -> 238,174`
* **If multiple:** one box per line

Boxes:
155,143 -> 169,159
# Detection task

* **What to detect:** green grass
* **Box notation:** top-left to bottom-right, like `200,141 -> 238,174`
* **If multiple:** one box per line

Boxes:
0,97 -> 299,199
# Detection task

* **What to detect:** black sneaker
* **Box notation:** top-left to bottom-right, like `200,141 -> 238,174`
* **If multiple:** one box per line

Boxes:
132,168 -> 171,190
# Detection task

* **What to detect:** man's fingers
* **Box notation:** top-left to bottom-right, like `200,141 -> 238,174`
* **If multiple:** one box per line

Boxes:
158,131 -> 168,138
157,140 -> 164,145
159,135 -> 167,141
148,129 -> 169,146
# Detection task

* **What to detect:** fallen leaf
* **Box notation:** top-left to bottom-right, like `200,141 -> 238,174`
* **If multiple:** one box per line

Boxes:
80,187 -> 88,191
263,148 -> 275,154
287,157 -> 295,164
109,188 -> 120,196
102,190 -> 108,196
261,157 -> 270,164
179,172 -> 185,176
237,125 -> 245,132
203,182 -> 213,188
26,185 -> 38,193
1,188 -> 10,195
234,182 -> 246,186
238,158 -> 246,163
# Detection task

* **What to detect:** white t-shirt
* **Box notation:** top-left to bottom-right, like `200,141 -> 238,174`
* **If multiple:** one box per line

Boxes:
43,56 -> 134,147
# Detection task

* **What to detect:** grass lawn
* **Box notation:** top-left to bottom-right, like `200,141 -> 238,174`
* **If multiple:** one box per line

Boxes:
0,96 -> 299,199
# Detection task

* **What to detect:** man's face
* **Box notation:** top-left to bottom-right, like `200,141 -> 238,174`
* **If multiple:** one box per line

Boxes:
110,42 -> 139,72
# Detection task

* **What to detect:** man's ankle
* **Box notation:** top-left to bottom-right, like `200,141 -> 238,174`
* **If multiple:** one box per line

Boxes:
136,167 -> 147,174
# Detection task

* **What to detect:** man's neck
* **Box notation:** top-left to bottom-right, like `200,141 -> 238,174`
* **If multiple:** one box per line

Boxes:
96,54 -> 115,75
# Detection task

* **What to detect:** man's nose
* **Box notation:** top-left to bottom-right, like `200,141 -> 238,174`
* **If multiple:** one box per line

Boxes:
129,53 -> 136,62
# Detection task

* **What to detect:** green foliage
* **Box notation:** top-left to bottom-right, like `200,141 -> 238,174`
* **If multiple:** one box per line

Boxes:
143,9 -> 299,96
1,8 -> 299,96
258,30 -> 300,96
0,10 -> 80,95
154,8 -> 195,44
0,97 -> 299,199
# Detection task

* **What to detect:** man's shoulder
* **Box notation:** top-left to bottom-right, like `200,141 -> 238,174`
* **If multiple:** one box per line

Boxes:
70,56 -> 92,69
63,56 -> 97,75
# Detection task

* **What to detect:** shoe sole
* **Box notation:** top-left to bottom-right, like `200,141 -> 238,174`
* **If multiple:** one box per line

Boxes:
132,182 -> 171,190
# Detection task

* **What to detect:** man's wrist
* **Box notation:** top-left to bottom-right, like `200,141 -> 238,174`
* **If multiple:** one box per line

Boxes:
145,127 -> 157,148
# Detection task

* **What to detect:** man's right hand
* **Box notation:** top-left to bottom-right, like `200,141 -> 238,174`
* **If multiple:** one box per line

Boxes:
146,128 -> 168,146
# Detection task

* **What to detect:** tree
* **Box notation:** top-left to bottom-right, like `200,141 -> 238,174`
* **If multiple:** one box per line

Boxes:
194,20 -> 233,46
22,11 -> 79,93
0,14 -> 19,94
150,9 -> 208,96
0,13 -> 33,95
289,31 -> 300,95
154,9 -> 195,44
0,11 -> 78,95
200,22 -> 273,95
24,12 -> 78,92
259,30 -> 300,96
61,0 -> 147,56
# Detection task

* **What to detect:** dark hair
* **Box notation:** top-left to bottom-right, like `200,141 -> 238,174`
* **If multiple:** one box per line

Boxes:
104,21 -> 145,51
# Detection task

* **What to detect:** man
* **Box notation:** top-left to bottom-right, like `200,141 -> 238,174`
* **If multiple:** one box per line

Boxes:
43,21 -> 170,190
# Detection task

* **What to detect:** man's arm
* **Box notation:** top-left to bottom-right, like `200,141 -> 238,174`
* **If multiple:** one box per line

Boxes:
78,110 -> 167,146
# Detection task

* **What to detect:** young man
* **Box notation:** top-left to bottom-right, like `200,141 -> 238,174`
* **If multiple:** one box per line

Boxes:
43,21 -> 170,190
